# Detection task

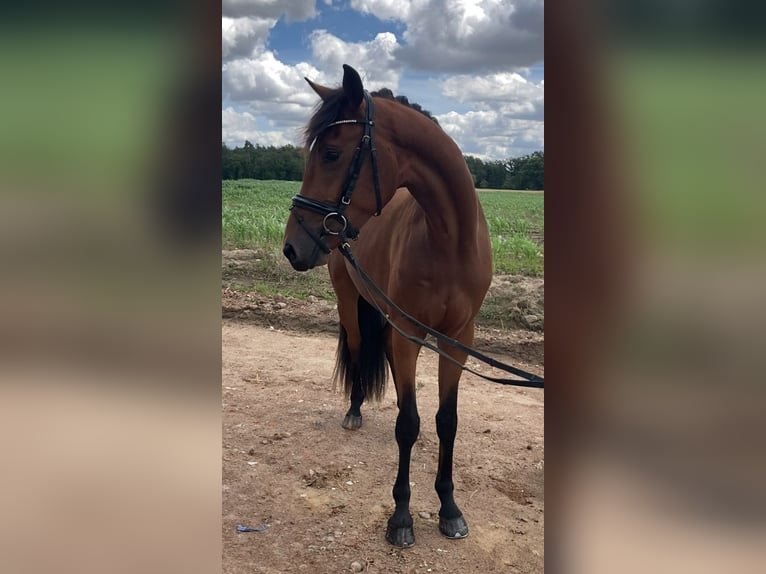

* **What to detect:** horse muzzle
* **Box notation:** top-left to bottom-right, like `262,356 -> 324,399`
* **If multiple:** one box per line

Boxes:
282,238 -> 329,271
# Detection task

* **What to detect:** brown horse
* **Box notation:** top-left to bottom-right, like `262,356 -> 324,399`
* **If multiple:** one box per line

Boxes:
282,64 -> 493,547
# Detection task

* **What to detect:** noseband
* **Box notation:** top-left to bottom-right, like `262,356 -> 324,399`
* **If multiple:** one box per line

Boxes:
290,91 -> 382,253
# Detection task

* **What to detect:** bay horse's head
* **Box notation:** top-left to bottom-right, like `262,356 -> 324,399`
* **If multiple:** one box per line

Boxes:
282,64 -> 400,271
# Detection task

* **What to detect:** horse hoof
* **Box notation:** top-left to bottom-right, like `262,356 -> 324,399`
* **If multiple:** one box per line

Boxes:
341,414 -> 362,430
385,525 -> 415,548
439,515 -> 469,539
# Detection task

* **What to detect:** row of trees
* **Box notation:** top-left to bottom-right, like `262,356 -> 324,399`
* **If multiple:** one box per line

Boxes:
464,151 -> 544,190
222,142 -> 544,190
222,141 -> 305,180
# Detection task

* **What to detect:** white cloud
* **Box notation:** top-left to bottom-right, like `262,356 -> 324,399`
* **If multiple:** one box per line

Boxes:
223,29 -> 404,105
433,72 -> 544,157
351,0 -> 543,72
222,17 -> 275,62
437,109 -> 543,159
222,0 -> 317,20
222,50 -> 332,147
308,30 -> 402,90
222,107 -> 300,148
441,72 -> 544,120
223,51 -> 320,107
221,28 -> 405,148
349,0 -> 419,21
220,1 -> 544,160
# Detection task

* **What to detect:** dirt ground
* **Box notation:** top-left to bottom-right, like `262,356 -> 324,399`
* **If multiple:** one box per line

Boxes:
222,288 -> 544,573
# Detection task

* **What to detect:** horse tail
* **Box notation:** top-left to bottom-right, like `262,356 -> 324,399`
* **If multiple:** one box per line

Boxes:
334,296 -> 388,402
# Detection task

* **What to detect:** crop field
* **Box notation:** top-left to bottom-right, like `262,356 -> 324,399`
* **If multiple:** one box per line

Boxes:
222,179 -> 544,279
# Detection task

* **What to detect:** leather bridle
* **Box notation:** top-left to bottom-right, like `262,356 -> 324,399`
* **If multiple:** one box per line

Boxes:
290,90 -> 382,253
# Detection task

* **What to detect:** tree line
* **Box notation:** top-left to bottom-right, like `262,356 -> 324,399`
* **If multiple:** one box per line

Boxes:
223,142 -> 543,190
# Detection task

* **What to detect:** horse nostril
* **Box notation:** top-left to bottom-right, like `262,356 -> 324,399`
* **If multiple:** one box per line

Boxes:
283,243 -> 297,262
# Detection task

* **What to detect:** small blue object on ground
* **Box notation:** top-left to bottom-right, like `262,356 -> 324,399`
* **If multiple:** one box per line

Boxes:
236,523 -> 269,532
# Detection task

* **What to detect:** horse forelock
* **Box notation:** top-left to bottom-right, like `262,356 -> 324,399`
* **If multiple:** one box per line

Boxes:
304,88 -> 345,150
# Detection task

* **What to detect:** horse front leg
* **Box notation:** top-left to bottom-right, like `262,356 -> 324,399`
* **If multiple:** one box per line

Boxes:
385,330 -> 421,547
434,388 -> 468,538
434,325 -> 472,539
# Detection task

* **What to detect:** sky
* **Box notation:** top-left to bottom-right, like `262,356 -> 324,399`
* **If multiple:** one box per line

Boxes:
222,0 -> 544,161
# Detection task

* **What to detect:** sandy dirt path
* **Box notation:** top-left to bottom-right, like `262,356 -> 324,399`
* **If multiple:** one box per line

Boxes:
222,320 -> 544,573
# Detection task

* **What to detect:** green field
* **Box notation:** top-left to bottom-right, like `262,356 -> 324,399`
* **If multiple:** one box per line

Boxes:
223,179 -> 544,277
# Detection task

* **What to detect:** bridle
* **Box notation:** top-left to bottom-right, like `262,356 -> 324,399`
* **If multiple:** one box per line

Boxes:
290,90 -> 382,254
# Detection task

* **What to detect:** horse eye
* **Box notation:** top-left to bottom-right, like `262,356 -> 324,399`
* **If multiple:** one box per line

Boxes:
322,149 -> 340,163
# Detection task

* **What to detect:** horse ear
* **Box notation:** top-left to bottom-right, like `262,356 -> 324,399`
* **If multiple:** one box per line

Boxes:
305,77 -> 333,101
342,64 -> 364,110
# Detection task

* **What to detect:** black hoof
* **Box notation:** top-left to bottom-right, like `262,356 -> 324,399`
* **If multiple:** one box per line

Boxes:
439,515 -> 469,539
341,414 -> 362,430
386,524 -> 415,548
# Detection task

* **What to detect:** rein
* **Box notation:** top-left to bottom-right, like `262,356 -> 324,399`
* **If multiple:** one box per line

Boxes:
290,90 -> 544,390
338,239 -> 545,389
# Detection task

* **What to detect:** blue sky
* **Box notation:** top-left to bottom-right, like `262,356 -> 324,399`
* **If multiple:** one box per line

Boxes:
222,0 -> 544,160
268,5 -> 405,62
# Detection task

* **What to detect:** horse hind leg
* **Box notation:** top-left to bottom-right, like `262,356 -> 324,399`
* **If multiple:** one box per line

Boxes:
334,320 -> 364,430
340,296 -> 388,429
330,257 -> 387,430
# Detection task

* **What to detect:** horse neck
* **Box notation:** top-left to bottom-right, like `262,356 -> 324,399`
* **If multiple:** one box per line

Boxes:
385,106 -> 482,243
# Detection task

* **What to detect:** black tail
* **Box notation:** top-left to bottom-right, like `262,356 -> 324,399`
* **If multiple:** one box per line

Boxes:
333,296 -> 388,401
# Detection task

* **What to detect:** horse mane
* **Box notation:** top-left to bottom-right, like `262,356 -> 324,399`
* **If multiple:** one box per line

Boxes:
369,88 -> 440,126
304,87 -> 440,150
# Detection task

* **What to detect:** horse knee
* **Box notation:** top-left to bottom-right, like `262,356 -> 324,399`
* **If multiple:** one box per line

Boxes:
395,407 -> 420,447
435,408 -> 458,441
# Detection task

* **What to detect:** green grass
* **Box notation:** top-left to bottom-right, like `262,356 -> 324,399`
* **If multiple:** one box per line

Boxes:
222,179 -> 544,330
478,191 -> 544,275
222,179 -> 297,249
223,179 -> 544,276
